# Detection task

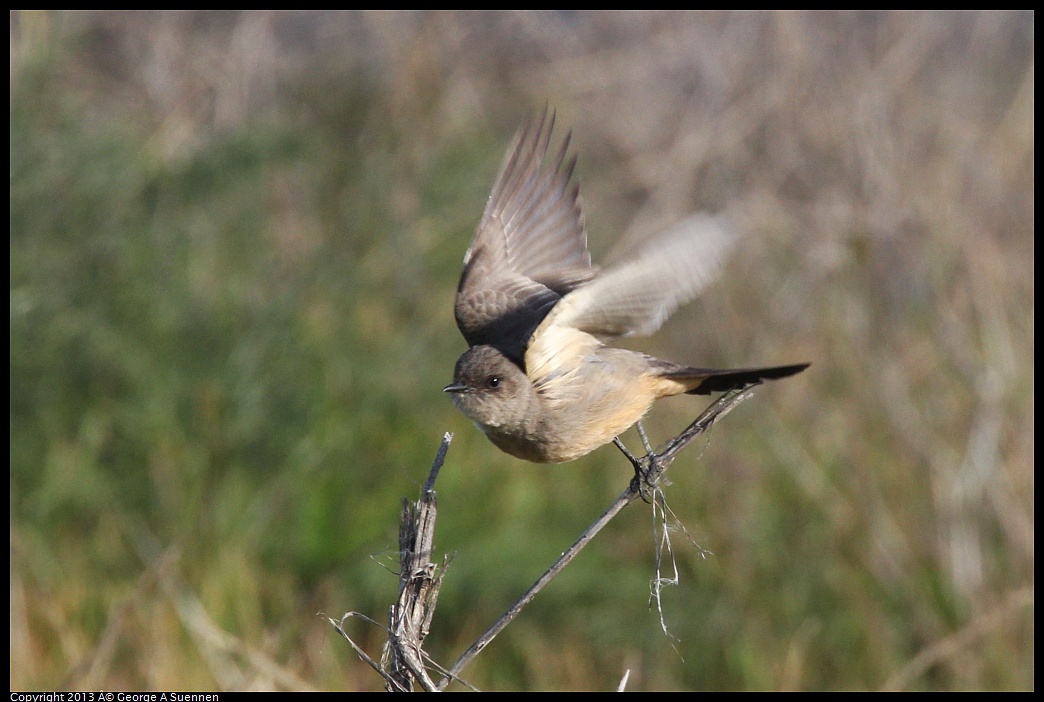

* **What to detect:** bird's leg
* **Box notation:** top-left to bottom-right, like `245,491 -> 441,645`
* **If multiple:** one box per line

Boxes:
613,436 -> 642,471
635,420 -> 654,455
634,420 -> 662,497
614,435 -> 655,503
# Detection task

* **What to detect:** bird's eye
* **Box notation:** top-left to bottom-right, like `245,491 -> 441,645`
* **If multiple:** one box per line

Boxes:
487,377 -> 501,389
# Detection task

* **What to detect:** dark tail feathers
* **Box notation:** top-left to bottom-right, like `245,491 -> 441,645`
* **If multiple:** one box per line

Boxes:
664,362 -> 811,395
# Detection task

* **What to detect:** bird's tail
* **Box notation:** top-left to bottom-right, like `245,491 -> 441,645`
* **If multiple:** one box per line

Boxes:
651,361 -> 810,397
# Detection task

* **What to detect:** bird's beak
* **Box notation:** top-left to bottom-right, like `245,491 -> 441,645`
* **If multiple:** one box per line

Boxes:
443,381 -> 467,394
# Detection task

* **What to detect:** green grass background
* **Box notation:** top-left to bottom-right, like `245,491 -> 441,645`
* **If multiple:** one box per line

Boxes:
10,11 -> 1033,691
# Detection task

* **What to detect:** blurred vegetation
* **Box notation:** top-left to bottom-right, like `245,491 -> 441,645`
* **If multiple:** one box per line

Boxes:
10,10 -> 1033,691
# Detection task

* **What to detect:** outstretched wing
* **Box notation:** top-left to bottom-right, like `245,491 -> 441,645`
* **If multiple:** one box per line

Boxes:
546,214 -> 735,339
525,214 -> 736,384
455,109 -> 597,363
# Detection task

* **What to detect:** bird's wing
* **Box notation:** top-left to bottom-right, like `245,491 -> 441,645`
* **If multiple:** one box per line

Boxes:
539,214 -> 735,340
525,214 -> 735,382
455,108 -> 597,361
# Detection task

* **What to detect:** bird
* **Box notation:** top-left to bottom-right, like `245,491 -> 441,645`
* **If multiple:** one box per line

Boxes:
443,109 -> 809,464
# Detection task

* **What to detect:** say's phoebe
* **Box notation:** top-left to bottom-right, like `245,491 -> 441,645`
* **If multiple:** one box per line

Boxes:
444,110 -> 809,463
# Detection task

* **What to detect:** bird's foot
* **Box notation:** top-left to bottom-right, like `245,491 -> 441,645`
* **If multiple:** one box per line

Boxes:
613,436 -> 658,504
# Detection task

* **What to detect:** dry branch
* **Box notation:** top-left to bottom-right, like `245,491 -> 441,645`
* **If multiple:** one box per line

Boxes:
338,385 -> 762,691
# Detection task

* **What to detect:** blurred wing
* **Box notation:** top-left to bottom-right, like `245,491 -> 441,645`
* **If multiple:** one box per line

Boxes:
536,214 -> 736,341
455,109 -> 597,359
